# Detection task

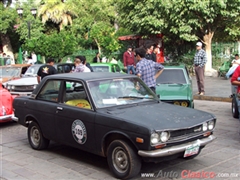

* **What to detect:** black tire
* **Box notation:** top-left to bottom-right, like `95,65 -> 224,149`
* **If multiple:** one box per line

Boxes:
232,96 -> 239,118
28,121 -> 49,150
107,140 -> 141,179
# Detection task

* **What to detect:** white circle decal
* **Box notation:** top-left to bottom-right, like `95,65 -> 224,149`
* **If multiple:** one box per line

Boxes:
72,120 -> 87,144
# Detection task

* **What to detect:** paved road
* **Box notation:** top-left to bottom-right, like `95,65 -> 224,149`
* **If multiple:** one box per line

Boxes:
1,100 -> 240,180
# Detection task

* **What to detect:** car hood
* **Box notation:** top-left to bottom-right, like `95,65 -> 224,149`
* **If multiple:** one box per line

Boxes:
156,84 -> 191,100
103,102 -> 215,131
5,77 -> 37,85
0,76 -> 14,83
0,88 -> 13,115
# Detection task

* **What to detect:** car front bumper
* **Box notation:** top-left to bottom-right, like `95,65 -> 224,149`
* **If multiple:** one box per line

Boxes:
138,135 -> 216,158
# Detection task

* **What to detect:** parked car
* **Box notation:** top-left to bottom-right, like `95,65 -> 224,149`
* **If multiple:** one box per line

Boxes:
90,63 -> 123,73
0,64 -> 31,83
4,63 -> 74,96
0,83 -> 14,123
13,72 -> 216,179
156,64 -> 194,108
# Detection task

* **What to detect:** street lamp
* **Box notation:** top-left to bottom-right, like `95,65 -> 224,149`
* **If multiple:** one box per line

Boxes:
16,7 -> 37,39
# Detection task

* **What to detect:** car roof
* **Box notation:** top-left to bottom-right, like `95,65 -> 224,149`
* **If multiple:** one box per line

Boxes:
162,63 -> 186,69
90,63 -> 116,66
44,72 -> 133,81
0,64 -> 31,68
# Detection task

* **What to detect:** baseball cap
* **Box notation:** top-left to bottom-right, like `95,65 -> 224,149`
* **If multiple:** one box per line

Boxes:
196,42 -> 202,47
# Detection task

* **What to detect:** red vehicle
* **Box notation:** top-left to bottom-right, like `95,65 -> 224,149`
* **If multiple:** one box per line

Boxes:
0,83 -> 14,123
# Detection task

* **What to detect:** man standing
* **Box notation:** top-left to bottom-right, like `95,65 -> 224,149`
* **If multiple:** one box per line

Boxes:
93,52 -> 102,63
194,42 -> 207,95
37,58 -> 57,83
123,45 -> 136,74
135,47 -> 164,93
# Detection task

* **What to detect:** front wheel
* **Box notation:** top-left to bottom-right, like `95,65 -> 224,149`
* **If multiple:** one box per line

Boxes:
107,140 -> 141,179
232,96 -> 239,118
28,121 -> 49,150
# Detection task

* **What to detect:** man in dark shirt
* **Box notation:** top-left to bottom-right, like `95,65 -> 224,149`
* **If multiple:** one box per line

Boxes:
37,58 -> 57,83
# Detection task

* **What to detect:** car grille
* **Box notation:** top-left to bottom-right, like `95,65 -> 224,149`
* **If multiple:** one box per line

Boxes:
10,86 -> 35,92
167,124 -> 205,143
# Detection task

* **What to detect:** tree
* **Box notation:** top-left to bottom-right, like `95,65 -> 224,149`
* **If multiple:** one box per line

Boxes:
70,0 -> 121,55
0,1 -> 17,60
116,0 -> 240,74
38,0 -> 77,31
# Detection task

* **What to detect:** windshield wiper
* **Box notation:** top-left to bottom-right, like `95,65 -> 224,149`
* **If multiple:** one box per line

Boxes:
157,82 -> 184,85
117,96 -> 145,99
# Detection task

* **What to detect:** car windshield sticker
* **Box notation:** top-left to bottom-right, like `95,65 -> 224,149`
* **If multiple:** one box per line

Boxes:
72,120 -> 87,144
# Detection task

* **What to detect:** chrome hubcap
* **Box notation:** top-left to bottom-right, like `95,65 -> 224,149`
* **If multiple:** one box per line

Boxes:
31,127 -> 40,146
112,147 -> 128,173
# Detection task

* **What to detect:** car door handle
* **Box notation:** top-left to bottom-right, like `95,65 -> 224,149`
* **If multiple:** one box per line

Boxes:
57,107 -> 63,111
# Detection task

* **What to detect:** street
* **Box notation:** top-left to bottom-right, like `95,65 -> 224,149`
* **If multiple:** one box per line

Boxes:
1,100 -> 240,180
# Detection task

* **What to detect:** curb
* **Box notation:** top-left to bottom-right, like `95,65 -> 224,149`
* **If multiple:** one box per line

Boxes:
193,95 -> 232,103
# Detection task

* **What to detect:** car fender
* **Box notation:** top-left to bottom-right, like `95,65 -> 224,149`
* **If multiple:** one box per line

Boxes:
101,130 -> 139,157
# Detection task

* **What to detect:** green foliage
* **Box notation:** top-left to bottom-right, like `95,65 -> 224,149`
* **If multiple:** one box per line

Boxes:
116,0 -> 240,42
0,3 -> 17,34
22,30 -> 77,59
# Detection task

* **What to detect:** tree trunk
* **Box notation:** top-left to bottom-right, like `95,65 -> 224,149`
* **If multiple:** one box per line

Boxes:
0,33 -> 15,63
94,38 -> 101,54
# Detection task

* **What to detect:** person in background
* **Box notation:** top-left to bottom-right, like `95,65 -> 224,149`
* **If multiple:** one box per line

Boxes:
145,43 -> 154,61
73,56 -> 85,73
226,54 -> 240,78
66,57 -> 72,63
80,56 -> 93,72
123,45 -> 136,74
5,55 -> 12,65
27,56 -> 34,64
110,57 -> 118,64
135,47 -> 164,93
37,58 -> 57,83
93,52 -> 102,63
152,46 -> 158,62
31,52 -> 37,64
193,42 -> 207,96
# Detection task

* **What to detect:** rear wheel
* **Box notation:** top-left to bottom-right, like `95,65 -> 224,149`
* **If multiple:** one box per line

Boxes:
28,121 -> 49,150
107,140 -> 141,179
232,96 -> 239,118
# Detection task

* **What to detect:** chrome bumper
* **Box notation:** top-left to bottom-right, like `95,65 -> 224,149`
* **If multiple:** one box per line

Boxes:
0,114 -> 14,121
12,115 -> 19,122
138,135 -> 216,158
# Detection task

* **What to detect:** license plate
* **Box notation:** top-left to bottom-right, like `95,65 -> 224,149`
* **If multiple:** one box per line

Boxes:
184,144 -> 200,157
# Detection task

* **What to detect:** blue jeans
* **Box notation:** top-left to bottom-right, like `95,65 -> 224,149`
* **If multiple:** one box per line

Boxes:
127,65 -> 136,74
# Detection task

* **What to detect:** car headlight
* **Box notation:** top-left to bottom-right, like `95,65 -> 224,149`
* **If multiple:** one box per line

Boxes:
202,122 -> 208,131
33,84 -> 37,89
150,133 -> 160,145
160,131 -> 170,142
208,120 -> 215,130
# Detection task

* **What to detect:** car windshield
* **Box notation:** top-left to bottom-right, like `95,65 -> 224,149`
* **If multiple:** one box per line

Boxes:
0,67 -> 21,77
88,77 -> 158,108
24,65 -> 40,76
91,66 -> 110,72
156,68 -> 187,84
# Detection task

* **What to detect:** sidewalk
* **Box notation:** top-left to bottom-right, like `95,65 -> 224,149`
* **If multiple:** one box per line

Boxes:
192,76 -> 232,102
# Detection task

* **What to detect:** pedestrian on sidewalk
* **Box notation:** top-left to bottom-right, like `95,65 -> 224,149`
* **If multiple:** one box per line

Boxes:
194,42 -> 207,95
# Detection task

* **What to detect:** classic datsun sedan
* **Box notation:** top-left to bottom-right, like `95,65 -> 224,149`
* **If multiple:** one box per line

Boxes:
156,64 -> 194,108
13,72 -> 216,179
90,62 -> 123,73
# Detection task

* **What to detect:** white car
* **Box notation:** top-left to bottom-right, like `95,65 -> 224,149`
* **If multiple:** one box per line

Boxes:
5,63 -> 74,96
